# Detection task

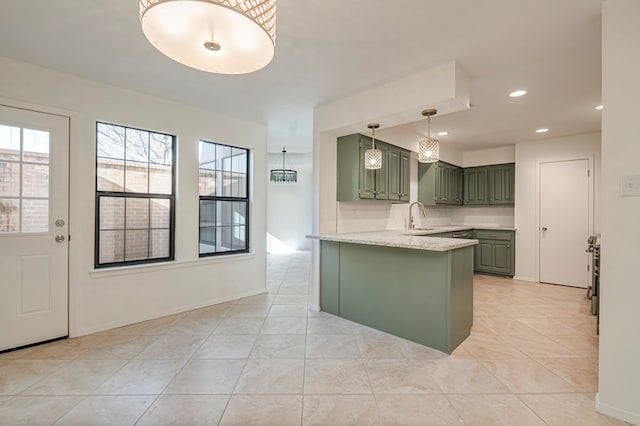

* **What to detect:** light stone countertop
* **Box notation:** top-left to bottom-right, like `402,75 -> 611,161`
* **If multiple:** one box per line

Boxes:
307,226 -> 515,252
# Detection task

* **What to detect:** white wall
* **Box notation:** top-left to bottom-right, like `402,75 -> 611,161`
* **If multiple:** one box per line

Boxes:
0,56 -> 268,336
514,132 -> 601,282
267,151 -> 313,251
597,1 -> 640,423
462,146 -> 515,167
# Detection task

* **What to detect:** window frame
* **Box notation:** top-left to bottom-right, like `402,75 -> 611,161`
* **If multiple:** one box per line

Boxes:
198,140 -> 250,258
94,121 -> 176,269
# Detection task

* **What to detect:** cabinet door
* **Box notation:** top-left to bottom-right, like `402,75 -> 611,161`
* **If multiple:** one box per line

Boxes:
358,137 -> 375,199
450,167 -> 463,205
474,241 -> 494,271
435,164 -> 450,203
491,241 -> 512,274
489,164 -> 515,205
374,142 -> 389,200
399,150 -> 411,202
388,148 -> 401,201
464,168 -> 489,205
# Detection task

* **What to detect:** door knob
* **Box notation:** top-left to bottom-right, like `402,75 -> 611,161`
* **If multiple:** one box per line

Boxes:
55,235 -> 66,243
541,227 -> 548,232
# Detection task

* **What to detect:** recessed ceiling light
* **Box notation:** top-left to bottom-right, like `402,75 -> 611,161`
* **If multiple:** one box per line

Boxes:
594,104 -> 603,110
437,131 -> 449,136
536,128 -> 549,133
509,90 -> 527,97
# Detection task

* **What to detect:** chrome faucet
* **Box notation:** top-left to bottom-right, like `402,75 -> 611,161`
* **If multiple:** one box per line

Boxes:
407,202 -> 426,229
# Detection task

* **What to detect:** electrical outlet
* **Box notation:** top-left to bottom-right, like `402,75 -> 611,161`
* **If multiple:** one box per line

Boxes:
620,175 -> 640,196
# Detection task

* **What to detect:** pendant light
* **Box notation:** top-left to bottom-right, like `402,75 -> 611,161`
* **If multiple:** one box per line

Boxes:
270,147 -> 297,183
418,109 -> 440,163
140,0 -> 276,74
364,123 -> 382,170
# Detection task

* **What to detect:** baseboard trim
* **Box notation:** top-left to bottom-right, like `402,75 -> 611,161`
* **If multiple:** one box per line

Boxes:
513,275 -> 537,283
595,392 -> 640,425
308,303 -> 321,312
73,288 -> 267,337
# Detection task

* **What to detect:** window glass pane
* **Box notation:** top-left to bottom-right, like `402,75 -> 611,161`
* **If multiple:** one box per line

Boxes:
0,198 -> 19,232
125,161 -> 149,193
199,227 -> 216,254
0,161 -> 20,197
99,197 -> 125,230
216,226 -> 231,252
150,229 -> 170,258
232,226 -> 246,251
22,129 -> 49,164
232,173 -> 247,198
97,158 -> 125,192
149,164 -> 172,194
99,230 -> 125,264
199,141 -> 216,170
199,168 -> 216,196
232,148 -> 247,174
97,123 -> 125,160
125,128 -> 149,163
233,201 -> 247,225
22,164 -> 49,198
217,200 -> 232,226
22,199 -> 48,232
0,125 -> 21,161
222,172 -> 234,197
126,198 -> 149,229
125,230 -> 149,261
149,133 -> 172,165
217,145 -> 232,172
150,199 -> 170,229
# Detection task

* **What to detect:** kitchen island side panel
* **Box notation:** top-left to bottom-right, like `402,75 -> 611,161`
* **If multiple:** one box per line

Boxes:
449,246 -> 474,350
320,241 -> 341,316
338,242 -> 452,352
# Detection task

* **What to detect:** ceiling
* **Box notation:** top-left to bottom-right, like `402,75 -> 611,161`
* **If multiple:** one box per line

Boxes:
0,0 -> 603,151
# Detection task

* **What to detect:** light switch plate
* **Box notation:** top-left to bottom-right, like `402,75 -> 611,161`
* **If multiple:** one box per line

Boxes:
620,175 -> 640,196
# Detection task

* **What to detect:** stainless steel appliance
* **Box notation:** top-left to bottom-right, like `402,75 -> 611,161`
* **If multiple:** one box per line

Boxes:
586,235 -> 600,334
452,230 -> 473,239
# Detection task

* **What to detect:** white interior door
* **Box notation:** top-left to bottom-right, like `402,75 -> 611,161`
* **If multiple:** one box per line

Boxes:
0,105 -> 69,351
539,159 -> 590,288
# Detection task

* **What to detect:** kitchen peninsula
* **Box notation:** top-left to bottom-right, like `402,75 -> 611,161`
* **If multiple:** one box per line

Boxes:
309,229 -> 478,353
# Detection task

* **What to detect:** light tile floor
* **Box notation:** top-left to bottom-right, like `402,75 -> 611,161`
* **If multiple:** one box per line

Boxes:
0,252 -> 628,425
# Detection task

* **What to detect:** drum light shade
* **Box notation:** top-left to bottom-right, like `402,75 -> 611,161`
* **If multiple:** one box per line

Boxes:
418,109 -> 440,163
140,0 -> 276,74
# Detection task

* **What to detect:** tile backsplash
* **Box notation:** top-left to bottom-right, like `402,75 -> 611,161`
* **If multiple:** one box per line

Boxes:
337,202 -> 514,232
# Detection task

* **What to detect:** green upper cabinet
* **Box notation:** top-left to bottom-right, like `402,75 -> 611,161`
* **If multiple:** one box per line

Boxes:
488,163 -> 515,205
418,161 -> 463,206
463,163 -> 514,206
463,167 -> 489,205
337,133 -> 410,203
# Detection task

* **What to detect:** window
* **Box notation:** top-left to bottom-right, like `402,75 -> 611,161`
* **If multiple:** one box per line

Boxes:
199,141 -> 249,256
95,122 -> 175,268
0,125 -> 50,233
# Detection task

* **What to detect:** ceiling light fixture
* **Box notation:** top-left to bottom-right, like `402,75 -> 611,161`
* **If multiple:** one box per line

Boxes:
509,90 -> 527,97
364,123 -> 382,170
594,104 -> 603,110
437,131 -> 449,136
140,0 -> 276,74
270,147 -> 297,183
418,109 -> 439,163
536,128 -> 549,133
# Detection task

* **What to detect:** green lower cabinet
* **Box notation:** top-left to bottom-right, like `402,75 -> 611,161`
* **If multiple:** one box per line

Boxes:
319,241 -> 473,354
472,230 -> 515,276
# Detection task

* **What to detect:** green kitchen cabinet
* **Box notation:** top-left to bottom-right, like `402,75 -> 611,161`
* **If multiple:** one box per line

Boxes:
463,163 -> 514,206
488,163 -> 515,205
463,167 -> 489,205
388,147 -> 410,202
473,229 -> 515,276
418,161 -> 463,206
337,133 -> 409,203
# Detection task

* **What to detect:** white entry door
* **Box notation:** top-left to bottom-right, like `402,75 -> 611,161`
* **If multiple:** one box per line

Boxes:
0,105 -> 69,351
539,159 -> 590,288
